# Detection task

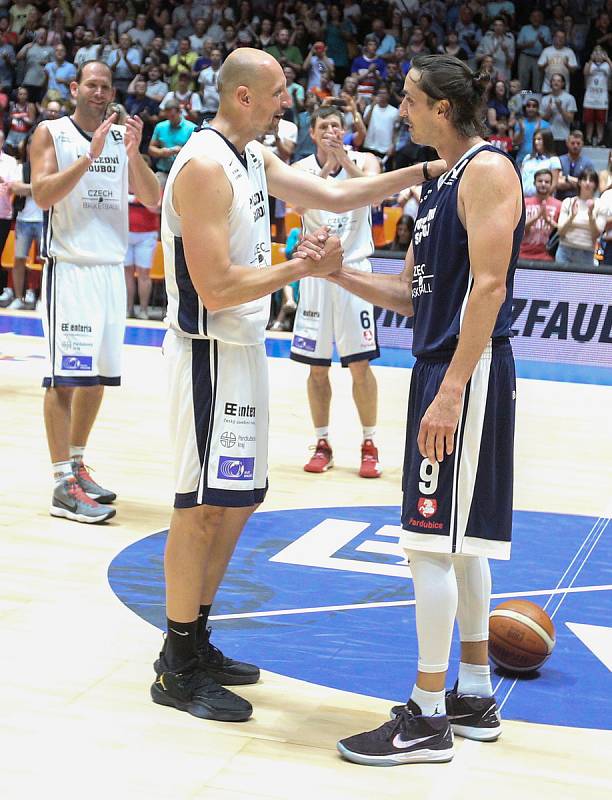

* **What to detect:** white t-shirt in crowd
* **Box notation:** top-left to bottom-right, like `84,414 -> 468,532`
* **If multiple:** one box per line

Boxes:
540,91 -> 577,140
364,104 -> 400,155
584,61 -> 610,110
537,45 -> 578,94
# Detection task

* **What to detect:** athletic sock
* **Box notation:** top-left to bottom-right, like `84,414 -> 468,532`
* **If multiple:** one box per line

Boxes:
314,426 -> 329,441
410,685 -> 446,717
165,618 -> 198,670
69,445 -> 86,465
52,460 -> 73,485
457,662 -> 493,697
195,603 -> 212,647
362,426 -> 376,442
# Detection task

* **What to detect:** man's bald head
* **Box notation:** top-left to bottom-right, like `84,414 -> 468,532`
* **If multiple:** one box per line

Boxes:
218,48 -> 284,100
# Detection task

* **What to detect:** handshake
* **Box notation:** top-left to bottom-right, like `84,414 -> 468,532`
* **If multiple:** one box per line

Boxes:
293,226 -> 343,278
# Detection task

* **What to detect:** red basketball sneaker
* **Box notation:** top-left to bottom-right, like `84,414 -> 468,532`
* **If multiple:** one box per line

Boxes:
304,438 -> 334,473
359,439 -> 382,478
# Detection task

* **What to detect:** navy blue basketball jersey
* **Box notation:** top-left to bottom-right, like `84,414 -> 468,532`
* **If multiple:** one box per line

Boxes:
411,143 -> 525,358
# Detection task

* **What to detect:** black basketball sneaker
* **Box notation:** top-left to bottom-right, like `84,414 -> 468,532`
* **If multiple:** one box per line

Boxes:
151,655 -> 253,722
390,683 -> 501,742
337,700 -> 454,766
153,628 -> 260,686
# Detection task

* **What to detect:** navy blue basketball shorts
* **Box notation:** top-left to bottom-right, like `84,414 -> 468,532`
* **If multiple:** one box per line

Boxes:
401,339 -> 515,560
164,330 -> 269,509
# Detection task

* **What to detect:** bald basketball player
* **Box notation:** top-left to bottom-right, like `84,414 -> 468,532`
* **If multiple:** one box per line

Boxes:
151,48 -> 445,723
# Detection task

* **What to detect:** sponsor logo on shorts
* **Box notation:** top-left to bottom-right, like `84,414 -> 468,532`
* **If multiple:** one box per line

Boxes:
293,335 -> 316,352
363,329 -> 374,344
217,456 -> 255,481
224,402 -> 256,418
407,517 -> 444,530
302,310 -> 320,319
417,497 -> 437,518
220,431 -> 237,448
61,355 -> 92,371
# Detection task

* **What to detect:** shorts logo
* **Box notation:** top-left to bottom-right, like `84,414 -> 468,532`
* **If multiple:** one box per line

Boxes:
363,329 -> 374,343
61,355 -> 92,371
217,456 -> 255,481
417,497 -> 437,518
293,335 -> 316,352
220,431 -> 237,448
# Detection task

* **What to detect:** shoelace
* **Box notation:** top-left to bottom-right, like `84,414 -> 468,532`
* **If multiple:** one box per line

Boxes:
67,478 -> 99,507
180,665 -> 230,697
198,628 -> 225,665
75,463 -> 97,481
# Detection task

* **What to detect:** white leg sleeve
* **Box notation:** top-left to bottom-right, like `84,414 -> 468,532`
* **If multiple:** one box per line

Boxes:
406,549 -> 458,674
453,554 -> 491,642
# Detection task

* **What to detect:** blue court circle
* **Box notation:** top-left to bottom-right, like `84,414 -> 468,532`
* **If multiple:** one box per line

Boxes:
108,506 -> 611,730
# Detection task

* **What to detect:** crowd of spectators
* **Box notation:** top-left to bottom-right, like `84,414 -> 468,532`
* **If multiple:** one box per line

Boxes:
1,0 -> 612,315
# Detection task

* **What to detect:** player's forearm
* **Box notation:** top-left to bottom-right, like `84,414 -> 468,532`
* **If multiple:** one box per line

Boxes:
326,162 -> 433,213
330,265 -> 413,317
32,155 -> 91,210
440,281 -> 507,396
128,154 -> 160,207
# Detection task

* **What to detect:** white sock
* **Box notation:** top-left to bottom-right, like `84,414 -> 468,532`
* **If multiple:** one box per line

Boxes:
52,460 -> 73,485
362,426 -> 376,442
314,426 -> 329,441
410,685 -> 446,717
457,662 -> 492,697
70,445 -> 86,464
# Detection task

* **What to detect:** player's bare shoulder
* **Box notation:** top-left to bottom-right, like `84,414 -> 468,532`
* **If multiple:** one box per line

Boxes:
459,147 -> 522,224
173,155 -> 231,216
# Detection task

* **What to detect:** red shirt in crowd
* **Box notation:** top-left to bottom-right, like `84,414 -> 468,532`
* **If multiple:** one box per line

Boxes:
487,134 -> 513,154
520,196 -> 562,260
128,197 -> 159,233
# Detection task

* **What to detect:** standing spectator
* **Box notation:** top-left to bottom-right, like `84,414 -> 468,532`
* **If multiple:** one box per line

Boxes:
582,47 -> 612,147
513,97 -> 550,165
9,1 -> 36,36
125,190 -> 160,320
144,64 -> 169,104
125,77 -> 160,152
0,130 -> 20,304
43,43 -> 76,102
520,129 -> 561,197
16,26 -> 53,103
303,41 -> 335,92
556,131 -> 595,202
351,36 -> 386,102
406,27 -> 431,61
507,77 -> 525,119
0,23 -> 16,93
128,14 -> 155,51
191,38 -> 213,76
73,29 -> 101,68
255,18 -> 274,50
265,28 -> 303,74
148,98 -> 196,186
370,17 -> 396,61
540,73 -> 577,155
363,86 -> 400,163
143,38 -> 170,74
189,18 -> 209,54
283,64 -> 305,121
5,85 -> 37,153
476,17 -> 515,80
172,0 -> 196,40
160,72 -> 202,123
520,168 -> 562,261
516,10 -> 551,93
167,37 -> 197,91
161,23 -> 179,58
585,12 -> 612,61
487,79 -> 510,131
537,30 -> 578,95
107,33 -> 141,100
455,4 -> 483,68
439,31 -> 470,63
324,3 -> 354,84
197,48 -> 223,119
556,169 -> 603,266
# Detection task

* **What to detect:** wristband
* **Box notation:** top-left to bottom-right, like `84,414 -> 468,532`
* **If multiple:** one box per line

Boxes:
423,161 -> 430,181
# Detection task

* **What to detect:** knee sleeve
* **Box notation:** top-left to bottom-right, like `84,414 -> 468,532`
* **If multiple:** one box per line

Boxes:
453,554 -> 491,642
406,549 -> 458,674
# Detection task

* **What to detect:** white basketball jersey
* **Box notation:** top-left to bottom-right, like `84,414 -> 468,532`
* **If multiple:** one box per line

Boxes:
296,152 -> 373,268
162,127 -> 271,345
42,116 -> 129,265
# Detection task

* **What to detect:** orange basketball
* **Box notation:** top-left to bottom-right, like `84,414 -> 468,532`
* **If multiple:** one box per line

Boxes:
489,600 -> 556,673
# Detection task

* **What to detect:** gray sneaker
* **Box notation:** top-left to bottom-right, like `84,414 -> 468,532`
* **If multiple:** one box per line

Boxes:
8,297 -> 26,310
73,462 -> 117,503
50,476 -> 116,523
0,287 -> 14,307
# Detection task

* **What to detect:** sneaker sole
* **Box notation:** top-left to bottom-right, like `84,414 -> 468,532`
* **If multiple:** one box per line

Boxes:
150,683 -> 252,722
336,742 -> 454,766
49,506 -> 116,524
304,460 -> 334,473
359,469 -> 382,478
153,658 -> 260,686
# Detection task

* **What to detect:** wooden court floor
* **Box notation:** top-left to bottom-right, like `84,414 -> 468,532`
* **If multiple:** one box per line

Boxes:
1,319 -> 611,800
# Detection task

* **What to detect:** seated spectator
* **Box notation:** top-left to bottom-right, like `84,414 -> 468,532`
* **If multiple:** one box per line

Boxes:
439,30 -> 470,62
363,86 -> 400,164
351,36 -> 386,102
125,77 -> 160,152
303,41 -> 335,93
144,64 -> 169,104
159,71 -> 202,123
167,37 -> 197,90
324,3 -> 354,83
406,27 -> 431,61
507,78 -> 525,118
5,86 -> 37,155
556,131 -> 595,201
520,168 -> 562,261
540,73 -> 577,155
40,96 -> 63,121
392,45 -> 411,77
255,18 -> 274,50
107,33 -> 141,100
556,170 -> 603,267
310,70 -> 335,103
265,28 -> 303,74
43,43 -> 76,102
73,28 -> 102,68
161,23 -> 179,58
144,36 -> 170,73
487,79 -> 510,131
516,9 -> 551,93
521,130 -> 561,197
370,17 -> 396,62
582,47 -> 611,147
189,18 -> 210,54
513,97 -> 550,165
192,38 -> 213,76
537,30 -> 578,95
488,115 -> 513,154
382,214 -> 414,251
148,98 -> 196,187
476,17 -> 515,81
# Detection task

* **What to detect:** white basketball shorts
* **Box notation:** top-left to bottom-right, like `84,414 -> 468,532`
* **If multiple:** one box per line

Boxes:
164,329 -> 269,508
42,260 -> 126,388
290,267 -> 379,367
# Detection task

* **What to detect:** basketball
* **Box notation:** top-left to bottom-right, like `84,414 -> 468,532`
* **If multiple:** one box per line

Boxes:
489,600 -> 556,673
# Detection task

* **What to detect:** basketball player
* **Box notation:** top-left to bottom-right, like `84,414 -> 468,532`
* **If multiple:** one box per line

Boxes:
31,61 -> 159,523
151,47 -> 446,723
291,106 -> 383,478
331,54 -> 525,765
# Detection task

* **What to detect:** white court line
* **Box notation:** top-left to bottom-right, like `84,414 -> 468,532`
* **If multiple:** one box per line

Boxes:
497,516 -> 610,712
209,583 -> 612,622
